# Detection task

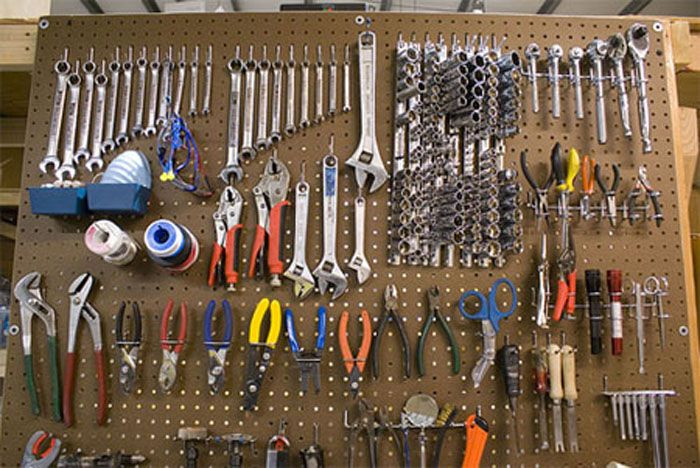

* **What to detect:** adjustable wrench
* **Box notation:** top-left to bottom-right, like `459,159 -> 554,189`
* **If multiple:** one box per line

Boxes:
547,44 -> 563,119
346,31 -> 388,193
86,61 -> 108,172
240,45 -> 257,161
145,47 -> 160,137
131,46 -> 148,138
202,45 -> 213,116
173,45 -> 187,116
156,46 -> 172,127
348,195 -> 371,285
314,45 -> 324,124
55,63 -> 82,181
40,49 -> 70,174
587,39 -> 608,145
607,33 -> 632,138
255,45 -> 271,151
299,44 -> 311,129
74,48 -> 96,162
269,44 -> 283,146
102,47 -> 121,154
116,46 -> 133,147
568,47 -> 584,120
627,23 -> 652,153
328,44 -> 337,117
313,139 -> 348,300
283,162 -> 315,299
220,47 -> 244,184
342,43 -> 351,113
524,43 -> 540,114
189,45 -> 199,118
284,45 -> 297,137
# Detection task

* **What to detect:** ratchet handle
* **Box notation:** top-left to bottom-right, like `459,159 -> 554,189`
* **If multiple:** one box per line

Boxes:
607,269 -> 623,356
461,413 -> 489,468
585,269 -> 603,355
268,200 -> 290,276
225,224 -> 243,286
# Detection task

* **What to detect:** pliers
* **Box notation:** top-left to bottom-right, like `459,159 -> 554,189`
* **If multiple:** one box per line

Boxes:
116,301 -> 142,395
339,309 -> 372,398
159,299 -> 188,393
13,272 -> 62,422
371,284 -> 411,380
628,166 -> 664,227
417,286 -> 460,377
579,155 -> 596,220
208,186 -> 244,291
285,306 -> 326,395
553,226 -> 576,321
63,272 -> 106,427
21,431 -> 61,468
248,151 -> 291,287
520,150 -> 553,229
243,297 -> 282,410
204,299 -> 233,394
348,398 -> 378,468
595,163 -> 621,227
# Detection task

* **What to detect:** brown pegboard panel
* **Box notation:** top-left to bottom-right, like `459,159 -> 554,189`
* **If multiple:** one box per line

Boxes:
2,11 -> 698,467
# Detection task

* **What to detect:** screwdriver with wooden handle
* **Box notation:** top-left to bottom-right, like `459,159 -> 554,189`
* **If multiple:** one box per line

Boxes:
561,340 -> 579,452
547,337 -> 565,452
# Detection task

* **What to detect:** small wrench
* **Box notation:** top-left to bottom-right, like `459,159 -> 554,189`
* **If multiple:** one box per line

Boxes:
131,46 -> 148,138
173,45 -> 187,116
283,161 -> 315,299
587,39 -> 608,145
607,33 -> 632,138
116,45 -> 134,146
299,44 -> 311,129
220,47 -> 244,184
524,43 -> 540,114
627,23 -> 652,153
268,44 -> 283,146
40,48 -> 70,174
145,46 -> 160,137
314,45 -> 324,124
102,47 -> 121,154
189,45 -> 199,118
202,44 -> 213,116
568,46 -> 584,120
74,48 -> 96,163
156,46 -> 172,127
328,44 -> 338,117
547,44 -> 563,119
284,44 -> 297,137
348,194 -> 371,285
256,45 -> 271,151
240,45 -> 257,161
55,62 -> 82,181
342,43 -> 351,113
86,60 -> 108,172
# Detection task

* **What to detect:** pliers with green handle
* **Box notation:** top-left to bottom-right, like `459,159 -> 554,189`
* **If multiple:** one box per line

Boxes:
417,286 -> 460,377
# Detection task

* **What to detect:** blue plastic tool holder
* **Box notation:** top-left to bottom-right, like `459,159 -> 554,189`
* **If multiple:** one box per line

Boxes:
86,183 -> 151,215
28,186 -> 88,216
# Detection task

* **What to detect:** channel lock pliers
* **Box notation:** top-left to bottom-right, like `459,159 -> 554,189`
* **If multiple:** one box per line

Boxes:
595,162 -> 621,227
115,301 -> 142,394
243,297 -> 282,410
208,186 -> 244,291
248,152 -> 291,288
13,272 -> 62,422
339,309 -> 372,398
204,299 -> 233,394
520,150 -> 553,230
159,299 -> 188,393
63,272 -> 106,427
371,284 -> 411,380
417,286 -> 460,377
285,306 -> 326,395
21,431 -> 61,468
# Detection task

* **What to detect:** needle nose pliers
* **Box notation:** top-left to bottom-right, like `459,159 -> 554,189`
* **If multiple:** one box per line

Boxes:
159,299 -> 188,393
243,297 -> 282,410
520,150 -> 553,229
285,306 -> 326,395
338,309 -> 372,398
116,301 -> 142,394
417,286 -> 460,377
204,299 -> 233,394
371,284 -> 411,380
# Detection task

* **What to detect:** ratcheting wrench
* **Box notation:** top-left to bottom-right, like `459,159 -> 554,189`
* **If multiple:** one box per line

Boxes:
328,44 -> 338,117
40,49 -> 70,174
348,195 -> 371,285
75,48 -> 96,163
269,44 -> 283,146
299,44 -> 311,129
102,47 -> 121,154
173,45 -> 187,116
346,31 -> 388,193
240,45 -> 257,161
116,46 -> 134,146
131,46 -> 148,137
86,61 -> 108,172
283,161 -> 315,299
144,46 -> 160,137
189,45 -> 199,118
568,47 -> 584,120
156,46 -> 173,127
547,44 -> 563,118
313,137 -> 348,300
607,33 -> 632,138
256,45 -> 271,151
221,46 -> 244,184
202,45 -> 213,116
627,23 -> 652,153
314,45 -> 324,124
55,62 -> 82,181
524,43 -> 540,114
343,43 -> 351,112
587,39 -> 608,145
284,44 -> 297,137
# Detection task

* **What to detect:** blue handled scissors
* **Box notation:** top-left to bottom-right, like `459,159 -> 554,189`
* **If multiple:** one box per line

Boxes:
458,278 -> 517,333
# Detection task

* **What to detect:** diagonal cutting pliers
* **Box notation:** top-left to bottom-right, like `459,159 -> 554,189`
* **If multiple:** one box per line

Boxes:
339,309 -> 372,398
159,299 -> 188,393
243,297 -> 282,410
208,186 -> 244,291
204,299 -> 233,394
285,306 -> 326,395
417,286 -> 460,377
116,301 -> 142,394
595,163 -> 621,227
371,284 -> 411,380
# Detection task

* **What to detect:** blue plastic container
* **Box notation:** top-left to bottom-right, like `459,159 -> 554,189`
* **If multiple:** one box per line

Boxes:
86,183 -> 151,215
28,186 -> 88,215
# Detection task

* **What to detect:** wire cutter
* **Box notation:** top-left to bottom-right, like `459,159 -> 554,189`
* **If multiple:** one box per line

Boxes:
347,398 -> 378,468
595,163 -> 621,227
579,155 -> 596,220
339,309 -> 372,398
13,272 -> 62,422
159,299 -> 188,393
204,299 -> 233,394
63,272 -> 106,427
248,152 -> 291,287
417,286 -> 460,377
21,431 -> 61,468
285,306 -> 326,395
629,166 -> 664,227
208,186 -> 244,290
116,301 -> 142,395
371,284 -> 411,380
243,297 -> 282,410
520,149 -> 552,229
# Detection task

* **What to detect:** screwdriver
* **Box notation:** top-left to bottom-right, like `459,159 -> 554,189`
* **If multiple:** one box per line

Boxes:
607,269 -> 624,355
580,155 -> 596,220
546,334 -> 565,452
585,269 -> 603,355
561,334 -> 579,452
551,144 -> 581,220
532,331 -> 549,451
497,335 -> 521,455
300,423 -> 324,468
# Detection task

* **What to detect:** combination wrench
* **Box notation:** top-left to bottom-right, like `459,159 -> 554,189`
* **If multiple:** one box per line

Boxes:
240,45 -> 258,161
156,46 -> 173,127
568,46 -> 584,120
115,46 -> 134,147
627,23 -> 652,153
173,45 -> 187,116
607,33 -> 632,138
55,62 -> 82,181
220,46 -> 244,184
101,47 -> 121,154
346,31 -> 389,193
314,45 -> 324,124
587,39 -> 609,145
74,48 -> 96,163
189,45 -> 199,118
144,47 -> 160,137
131,46 -> 148,138
342,43 -> 351,112
268,44 -> 283,146
348,194 -> 371,285
255,45 -> 271,151
328,44 -> 337,117
283,162 -> 315,299
86,61 -> 108,172
40,49 -> 70,174
202,45 -> 213,116
284,44 -> 297,137
547,44 -> 563,119
299,44 -> 311,129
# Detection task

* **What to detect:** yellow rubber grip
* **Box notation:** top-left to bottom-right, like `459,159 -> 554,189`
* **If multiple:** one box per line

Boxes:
249,298 -> 270,344
266,299 -> 282,348
564,147 -> 580,192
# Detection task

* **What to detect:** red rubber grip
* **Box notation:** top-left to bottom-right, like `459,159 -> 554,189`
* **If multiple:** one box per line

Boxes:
95,349 -> 107,425
248,225 -> 266,278
160,299 -> 175,349
174,302 -> 187,354
566,270 -> 577,315
225,224 -> 243,286
552,279 -> 568,322
612,338 -> 623,355
63,352 -> 77,427
268,201 -> 290,276
207,242 -> 223,288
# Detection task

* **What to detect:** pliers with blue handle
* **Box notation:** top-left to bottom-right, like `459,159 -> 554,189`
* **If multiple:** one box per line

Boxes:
285,306 -> 326,395
204,299 -> 233,394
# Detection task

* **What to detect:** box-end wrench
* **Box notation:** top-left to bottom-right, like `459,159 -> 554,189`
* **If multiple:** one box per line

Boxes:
145,47 -> 160,137
587,40 -> 608,145
268,44 -> 283,146
220,48 -> 244,185
299,44 -> 311,129
116,45 -> 134,147
156,46 -> 173,127
283,161 -> 315,299
74,48 -> 96,163
627,23 -> 652,153
284,45 -> 297,137
342,43 -> 351,113
189,45 -> 199,118
40,49 -> 70,174
568,47 -> 584,120
202,45 -> 213,116
314,45 -> 324,124
102,47 -> 121,154
328,44 -> 337,117
547,44 -> 563,119
607,33 -> 632,138
173,45 -> 187,116
348,194 -> 371,285
131,46 -> 148,138
346,31 -> 389,194
524,43 -> 540,114
86,61 -> 108,172
55,62 -> 82,181
240,45 -> 258,161
256,45 -> 271,151
313,141 -> 348,300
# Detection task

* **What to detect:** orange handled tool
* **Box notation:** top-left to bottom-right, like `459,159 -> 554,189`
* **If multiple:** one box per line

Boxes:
338,309 -> 372,398
462,410 -> 489,468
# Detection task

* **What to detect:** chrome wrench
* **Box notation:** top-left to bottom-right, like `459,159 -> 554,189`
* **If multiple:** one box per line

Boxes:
346,31 -> 388,193
220,47 -> 244,184
627,23 -> 652,153
568,46 -> 584,120
547,44 -> 563,119
102,47 -> 121,154
348,194 -> 371,285
268,44 -> 283,146
156,46 -> 172,127
284,45 -> 297,137
74,48 -> 96,163
40,49 -> 70,174
145,47 -> 160,137
202,44 -> 213,116
314,45 -> 324,124
299,44 -> 311,129
55,63 -> 82,181
115,45 -> 133,146
587,39 -> 608,145
658,376 -> 670,468
342,43 -> 351,112
240,45 -> 257,161
524,43 -> 540,114
283,161 -> 315,299
131,46 -> 148,138
607,33 -> 632,138
255,45 -> 271,151
189,45 -> 199,118
86,61 -> 108,172
173,45 -> 187,116
328,44 -> 337,117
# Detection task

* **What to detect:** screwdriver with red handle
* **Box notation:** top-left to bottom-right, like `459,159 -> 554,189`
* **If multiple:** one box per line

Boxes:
532,331 -> 550,451
607,269 -> 624,355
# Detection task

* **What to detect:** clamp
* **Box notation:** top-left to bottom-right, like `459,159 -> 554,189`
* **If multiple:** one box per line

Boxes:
21,431 -> 61,468
339,309 -> 372,398
116,301 -> 142,394
204,299 -> 233,394
285,306 -> 326,395
159,299 -> 188,393
243,298 -> 282,410
208,186 -> 244,290
371,284 -> 411,380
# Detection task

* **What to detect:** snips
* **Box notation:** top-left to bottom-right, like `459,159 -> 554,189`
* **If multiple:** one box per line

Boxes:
63,273 -> 106,427
208,186 -> 244,290
520,150 -> 552,230
243,298 -> 282,410
371,284 -> 410,380
13,272 -> 62,422
21,431 -> 61,468
204,299 -> 233,394
338,309 -> 372,398
248,151 -> 290,287
159,299 -> 188,393
553,225 -> 576,322
284,306 -> 327,395
116,301 -> 142,394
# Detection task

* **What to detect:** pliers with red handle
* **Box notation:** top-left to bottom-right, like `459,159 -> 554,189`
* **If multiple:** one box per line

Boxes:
248,151 -> 290,288
21,431 -> 61,468
158,299 -> 188,393
208,186 -> 244,290
553,226 -> 576,321
338,309 -> 372,398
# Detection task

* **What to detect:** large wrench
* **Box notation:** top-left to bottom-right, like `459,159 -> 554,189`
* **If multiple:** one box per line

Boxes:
156,46 -> 172,126
627,23 -> 652,153
299,44 -> 311,129
346,31 -> 388,193
220,47 -> 244,184
313,140 -> 348,300
202,44 -> 212,116
342,43 -> 351,112
55,63 -> 82,181
568,47 -> 584,120
348,195 -> 371,285
268,44 -> 283,146
86,61 -> 108,172
144,47 -> 160,137
328,44 -> 337,117
173,45 -> 187,116
284,45 -> 297,137
255,45 -> 271,151
314,45 -> 324,124
40,49 -> 70,174
131,46 -> 148,138
102,47 -> 121,154
587,39 -> 608,145
607,33 -> 632,138
115,46 -> 133,146
240,45 -> 257,161
283,162 -> 315,299
74,48 -> 96,163
188,45 -> 199,118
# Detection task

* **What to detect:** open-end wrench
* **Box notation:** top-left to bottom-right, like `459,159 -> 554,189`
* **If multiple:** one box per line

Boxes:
547,44 -> 563,119
74,48 -> 96,163
314,45 -> 324,124
342,43 -> 351,112
256,45 -> 271,151
189,45 -> 199,118
627,23 -> 652,153
40,49 -> 70,174
145,47 -> 160,137
299,44 -> 311,129
55,62 -> 82,181
284,45 -> 297,137
346,31 -> 388,194
328,44 -> 338,118
568,46 -> 584,120
587,39 -> 608,145
173,45 -> 187,116
348,194 -> 371,285
240,45 -> 257,161
102,47 -> 121,154
156,46 -> 172,127
283,161 -> 315,299
220,47 -> 244,184
116,46 -> 133,146
607,33 -> 632,138
202,45 -> 213,116
524,43 -> 540,114
269,44 -> 283,146
131,46 -> 148,138
86,61 -> 108,172
313,138 -> 348,300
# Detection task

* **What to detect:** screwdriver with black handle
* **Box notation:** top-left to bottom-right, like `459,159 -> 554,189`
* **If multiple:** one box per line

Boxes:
497,336 -> 521,455
585,269 -> 603,355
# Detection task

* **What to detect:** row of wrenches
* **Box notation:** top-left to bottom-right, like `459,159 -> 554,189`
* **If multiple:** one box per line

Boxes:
39,45 -> 213,181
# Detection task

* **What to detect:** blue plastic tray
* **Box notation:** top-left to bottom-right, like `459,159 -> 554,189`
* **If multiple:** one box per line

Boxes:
86,183 -> 151,215
28,186 -> 88,216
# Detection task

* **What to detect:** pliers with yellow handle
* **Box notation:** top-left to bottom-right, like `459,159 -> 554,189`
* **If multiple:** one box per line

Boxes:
243,298 -> 282,410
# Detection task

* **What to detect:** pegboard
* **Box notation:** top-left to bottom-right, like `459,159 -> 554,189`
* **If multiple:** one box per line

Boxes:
2,11 -> 698,467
